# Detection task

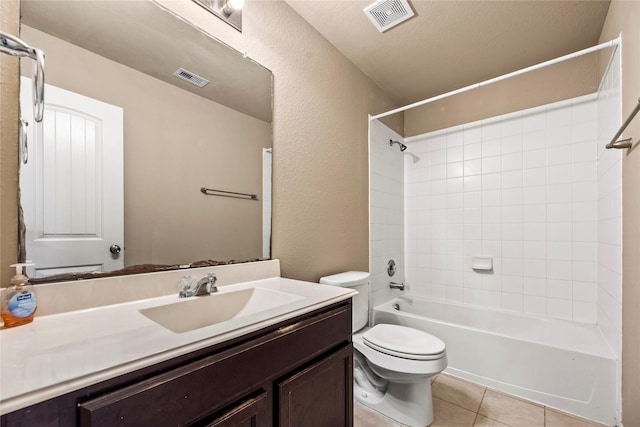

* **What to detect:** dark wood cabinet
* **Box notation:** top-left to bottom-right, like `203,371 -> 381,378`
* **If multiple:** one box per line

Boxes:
1,300 -> 353,427
277,344 -> 353,427
200,391 -> 269,427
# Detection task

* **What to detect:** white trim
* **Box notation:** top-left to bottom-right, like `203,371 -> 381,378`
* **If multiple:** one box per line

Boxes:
597,35 -> 622,93
262,148 -> 272,259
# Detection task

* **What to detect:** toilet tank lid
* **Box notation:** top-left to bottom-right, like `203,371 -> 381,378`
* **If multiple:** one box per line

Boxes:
319,271 -> 370,286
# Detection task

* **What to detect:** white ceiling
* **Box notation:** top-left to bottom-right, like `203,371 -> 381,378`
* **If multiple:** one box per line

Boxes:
286,0 -> 611,107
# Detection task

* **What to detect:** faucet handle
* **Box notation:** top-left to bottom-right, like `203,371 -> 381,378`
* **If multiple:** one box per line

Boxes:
206,273 -> 218,292
178,275 -> 194,297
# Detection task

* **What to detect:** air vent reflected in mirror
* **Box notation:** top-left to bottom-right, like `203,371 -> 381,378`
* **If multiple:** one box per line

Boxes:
173,67 -> 210,88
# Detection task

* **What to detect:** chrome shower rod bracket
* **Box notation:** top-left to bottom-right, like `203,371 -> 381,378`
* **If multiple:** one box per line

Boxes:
606,98 -> 640,150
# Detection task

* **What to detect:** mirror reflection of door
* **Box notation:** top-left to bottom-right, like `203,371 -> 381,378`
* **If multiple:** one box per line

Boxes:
20,77 -> 124,278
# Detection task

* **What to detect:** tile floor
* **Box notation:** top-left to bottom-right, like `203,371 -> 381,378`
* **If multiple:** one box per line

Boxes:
354,373 -> 608,427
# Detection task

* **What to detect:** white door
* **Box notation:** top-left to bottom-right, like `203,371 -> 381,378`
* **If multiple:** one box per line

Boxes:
20,77 -> 124,278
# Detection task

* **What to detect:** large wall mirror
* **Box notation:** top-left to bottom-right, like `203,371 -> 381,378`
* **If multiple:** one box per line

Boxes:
18,0 -> 273,281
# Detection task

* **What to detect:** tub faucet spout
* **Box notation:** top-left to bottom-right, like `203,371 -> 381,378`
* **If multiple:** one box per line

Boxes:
389,282 -> 405,291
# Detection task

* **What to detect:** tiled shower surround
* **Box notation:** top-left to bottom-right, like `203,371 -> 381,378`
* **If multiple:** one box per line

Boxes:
596,48 -> 622,360
369,119 -> 405,308
369,51 -> 622,421
404,92 -> 618,324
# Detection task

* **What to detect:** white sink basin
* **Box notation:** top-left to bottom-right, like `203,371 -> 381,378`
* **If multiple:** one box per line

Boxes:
140,287 -> 305,333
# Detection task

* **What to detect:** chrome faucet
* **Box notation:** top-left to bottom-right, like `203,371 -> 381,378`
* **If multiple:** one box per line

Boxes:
195,273 -> 218,296
389,281 -> 405,291
179,273 -> 218,297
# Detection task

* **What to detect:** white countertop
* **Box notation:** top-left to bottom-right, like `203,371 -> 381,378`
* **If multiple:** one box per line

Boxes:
0,277 -> 356,415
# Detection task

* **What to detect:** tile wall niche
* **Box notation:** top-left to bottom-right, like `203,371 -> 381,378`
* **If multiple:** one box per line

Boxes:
405,94 -> 603,323
369,119 -> 405,308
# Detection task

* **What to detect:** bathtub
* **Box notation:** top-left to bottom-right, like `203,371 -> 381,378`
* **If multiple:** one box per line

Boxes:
372,296 -> 617,426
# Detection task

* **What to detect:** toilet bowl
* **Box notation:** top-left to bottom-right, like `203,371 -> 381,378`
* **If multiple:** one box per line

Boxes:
320,272 -> 447,427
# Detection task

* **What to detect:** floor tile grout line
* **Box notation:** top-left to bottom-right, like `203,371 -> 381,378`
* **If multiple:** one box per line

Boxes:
432,395 -> 483,419
476,388 -> 535,427
432,375 -> 489,416
431,376 -> 491,425
472,411 -> 480,426
473,387 -> 488,426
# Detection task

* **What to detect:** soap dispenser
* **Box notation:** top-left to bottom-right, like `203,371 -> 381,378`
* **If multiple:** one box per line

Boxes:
1,262 -> 37,328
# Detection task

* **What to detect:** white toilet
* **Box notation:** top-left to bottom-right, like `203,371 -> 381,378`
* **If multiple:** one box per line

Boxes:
320,271 -> 447,427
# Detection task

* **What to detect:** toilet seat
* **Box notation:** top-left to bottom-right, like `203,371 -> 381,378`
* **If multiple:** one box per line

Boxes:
363,324 -> 446,360
353,333 -> 447,378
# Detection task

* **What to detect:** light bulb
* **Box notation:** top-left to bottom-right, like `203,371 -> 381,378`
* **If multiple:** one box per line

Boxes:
227,0 -> 244,10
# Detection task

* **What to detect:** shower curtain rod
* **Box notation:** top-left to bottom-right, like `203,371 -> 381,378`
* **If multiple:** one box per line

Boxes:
370,37 -> 621,121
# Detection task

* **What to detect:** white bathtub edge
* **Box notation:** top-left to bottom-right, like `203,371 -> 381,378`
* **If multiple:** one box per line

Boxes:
372,297 -> 618,426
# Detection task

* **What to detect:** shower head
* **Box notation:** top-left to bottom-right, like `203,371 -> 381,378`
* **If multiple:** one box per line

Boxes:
389,139 -> 407,152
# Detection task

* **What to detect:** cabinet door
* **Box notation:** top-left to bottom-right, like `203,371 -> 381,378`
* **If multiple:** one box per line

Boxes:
277,344 -> 353,427
200,392 -> 268,427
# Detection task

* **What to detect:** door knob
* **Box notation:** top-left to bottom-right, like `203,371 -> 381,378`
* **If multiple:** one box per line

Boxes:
109,244 -> 122,255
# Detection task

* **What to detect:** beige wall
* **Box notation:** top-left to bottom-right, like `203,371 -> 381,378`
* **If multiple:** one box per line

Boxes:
404,52 -> 602,136
599,1 -> 640,425
156,0 -> 402,281
0,1 -> 401,284
21,25 -> 271,266
0,0 -> 20,285
2,0 -> 639,421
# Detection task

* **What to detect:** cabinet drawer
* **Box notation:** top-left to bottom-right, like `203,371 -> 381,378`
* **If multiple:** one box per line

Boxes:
199,391 -> 268,427
77,303 -> 351,427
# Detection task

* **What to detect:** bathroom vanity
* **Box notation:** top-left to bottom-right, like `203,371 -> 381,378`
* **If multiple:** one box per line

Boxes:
0,262 -> 356,426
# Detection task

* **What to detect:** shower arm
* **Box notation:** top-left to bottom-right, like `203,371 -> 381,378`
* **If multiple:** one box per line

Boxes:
389,139 -> 407,151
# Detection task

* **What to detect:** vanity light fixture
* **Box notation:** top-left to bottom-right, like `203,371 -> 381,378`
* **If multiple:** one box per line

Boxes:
193,0 -> 243,32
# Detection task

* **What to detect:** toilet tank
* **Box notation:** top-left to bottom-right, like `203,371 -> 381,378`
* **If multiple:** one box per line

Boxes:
319,271 -> 369,333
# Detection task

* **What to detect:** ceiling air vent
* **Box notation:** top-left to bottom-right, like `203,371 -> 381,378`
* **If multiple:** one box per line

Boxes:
364,0 -> 415,33
173,68 -> 209,88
